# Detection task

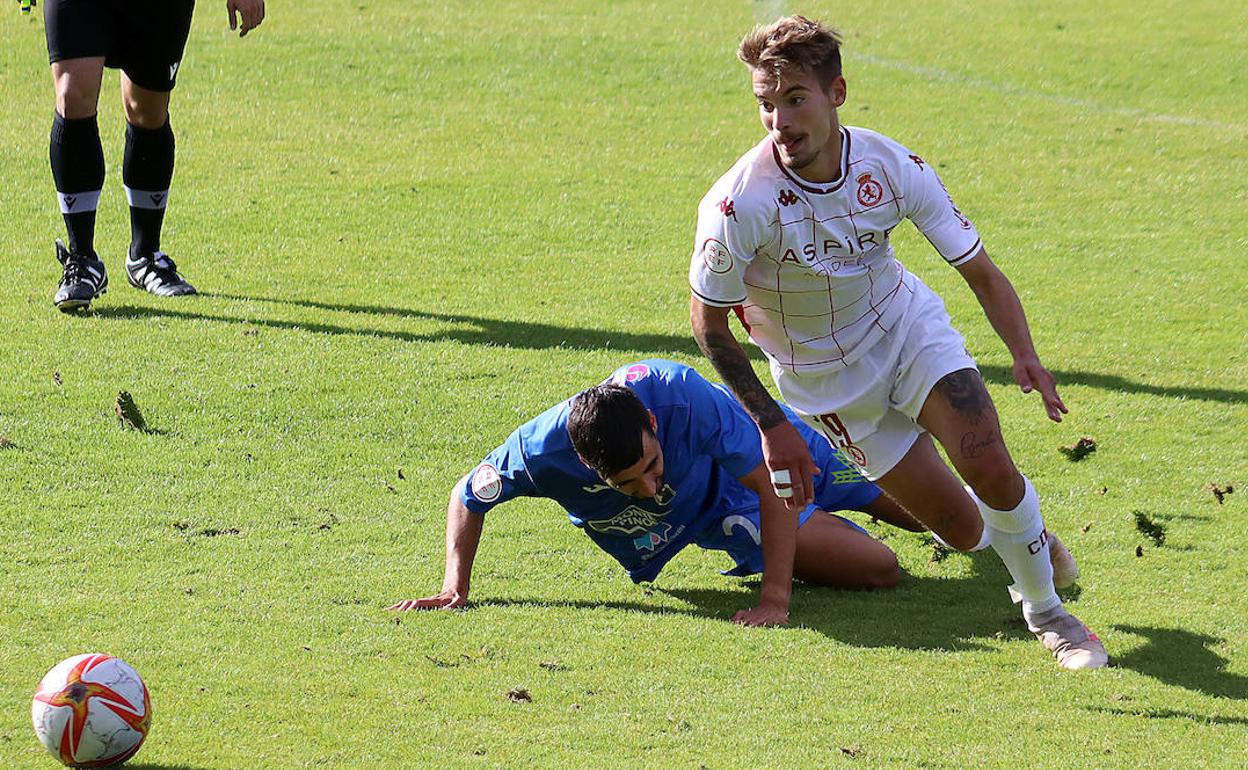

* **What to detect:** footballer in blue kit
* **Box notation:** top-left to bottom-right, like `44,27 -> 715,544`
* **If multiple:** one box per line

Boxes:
390,359 -> 924,626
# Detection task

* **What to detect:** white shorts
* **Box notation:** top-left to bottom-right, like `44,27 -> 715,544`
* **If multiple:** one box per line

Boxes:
771,276 -> 977,481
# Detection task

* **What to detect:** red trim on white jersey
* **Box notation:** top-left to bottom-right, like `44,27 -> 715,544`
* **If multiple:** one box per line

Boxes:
731,305 -> 751,334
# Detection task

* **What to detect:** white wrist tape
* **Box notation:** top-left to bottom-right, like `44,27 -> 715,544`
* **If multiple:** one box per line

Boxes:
770,469 -> 794,498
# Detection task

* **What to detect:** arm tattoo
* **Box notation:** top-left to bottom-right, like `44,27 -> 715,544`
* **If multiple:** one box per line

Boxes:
695,328 -> 786,429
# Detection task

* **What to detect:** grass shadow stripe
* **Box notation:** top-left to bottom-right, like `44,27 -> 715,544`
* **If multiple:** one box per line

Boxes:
90,299 -> 1248,405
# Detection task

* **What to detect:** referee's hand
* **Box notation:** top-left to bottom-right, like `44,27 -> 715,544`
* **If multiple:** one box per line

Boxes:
227,0 -> 265,37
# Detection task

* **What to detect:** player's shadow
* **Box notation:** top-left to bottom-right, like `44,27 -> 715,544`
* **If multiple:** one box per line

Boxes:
96,295 -> 716,360
479,553 -> 1248,696
672,550 -> 1037,654
481,550 -> 1036,654
1082,707 -> 1248,726
975,363 -> 1243,405
657,587 -> 1248,698
1106,624 -> 1248,699
92,294 -> 1246,405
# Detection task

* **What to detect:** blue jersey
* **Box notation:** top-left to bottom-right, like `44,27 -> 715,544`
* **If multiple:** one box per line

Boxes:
459,359 -> 879,583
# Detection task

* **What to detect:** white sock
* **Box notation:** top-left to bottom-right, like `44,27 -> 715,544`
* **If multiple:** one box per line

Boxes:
972,476 -> 1062,625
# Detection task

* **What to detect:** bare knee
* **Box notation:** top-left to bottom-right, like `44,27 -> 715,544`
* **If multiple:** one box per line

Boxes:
123,98 -> 169,129
55,78 -> 99,119
907,493 -> 984,551
792,515 -> 903,590
844,538 -> 902,589
962,462 -> 1024,511
121,78 -> 171,129
938,516 -> 985,552
52,60 -> 104,119
863,551 -> 901,589
796,547 -> 901,590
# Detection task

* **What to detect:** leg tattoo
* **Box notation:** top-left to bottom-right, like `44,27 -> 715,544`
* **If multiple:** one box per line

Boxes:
935,369 -> 1003,461
936,368 -> 988,419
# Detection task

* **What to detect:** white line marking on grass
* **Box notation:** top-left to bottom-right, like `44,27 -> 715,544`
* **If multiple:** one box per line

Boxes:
859,54 -> 1246,134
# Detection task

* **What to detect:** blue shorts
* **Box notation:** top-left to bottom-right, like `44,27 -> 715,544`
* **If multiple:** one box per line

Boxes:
694,504 -> 872,578
624,443 -> 881,583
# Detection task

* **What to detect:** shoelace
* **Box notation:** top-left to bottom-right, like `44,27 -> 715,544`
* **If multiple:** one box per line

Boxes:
132,253 -> 180,281
61,257 -> 98,286
148,253 -> 179,276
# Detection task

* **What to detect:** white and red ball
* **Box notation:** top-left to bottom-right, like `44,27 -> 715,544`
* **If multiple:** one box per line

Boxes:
31,653 -> 151,768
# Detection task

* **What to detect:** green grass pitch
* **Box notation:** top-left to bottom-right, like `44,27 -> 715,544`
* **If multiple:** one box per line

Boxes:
1,1 -> 1245,767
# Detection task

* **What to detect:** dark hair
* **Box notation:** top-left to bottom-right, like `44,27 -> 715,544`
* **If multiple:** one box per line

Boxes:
738,15 -> 843,89
567,384 -> 654,477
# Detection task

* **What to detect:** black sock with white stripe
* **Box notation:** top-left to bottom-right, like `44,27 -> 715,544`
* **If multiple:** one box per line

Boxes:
123,118 -> 175,259
49,112 -> 105,255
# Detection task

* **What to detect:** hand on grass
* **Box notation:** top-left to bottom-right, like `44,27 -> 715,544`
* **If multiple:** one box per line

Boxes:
732,602 -> 789,627
388,589 -> 466,611
1013,356 -> 1067,422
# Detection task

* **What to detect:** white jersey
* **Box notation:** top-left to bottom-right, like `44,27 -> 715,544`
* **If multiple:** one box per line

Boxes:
689,126 -> 982,374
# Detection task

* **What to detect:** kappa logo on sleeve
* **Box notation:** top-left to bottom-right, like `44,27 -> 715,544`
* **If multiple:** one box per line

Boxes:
936,178 -> 973,230
623,363 -> 650,382
949,196 -> 972,229
701,238 -> 733,274
609,363 -> 652,386
908,154 -> 926,170
471,463 -> 503,502
716,196 -> 738,222
855,173 -> 884,207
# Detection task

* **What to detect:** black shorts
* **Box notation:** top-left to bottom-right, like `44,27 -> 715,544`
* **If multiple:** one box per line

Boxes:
44,0 -> 196,92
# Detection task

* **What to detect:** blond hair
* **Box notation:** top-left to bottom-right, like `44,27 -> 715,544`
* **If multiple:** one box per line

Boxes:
738,15 -> 843,88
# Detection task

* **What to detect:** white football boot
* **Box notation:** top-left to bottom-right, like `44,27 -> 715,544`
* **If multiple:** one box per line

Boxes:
1047,532 -> 1079,589
1029,607 -> 1109,670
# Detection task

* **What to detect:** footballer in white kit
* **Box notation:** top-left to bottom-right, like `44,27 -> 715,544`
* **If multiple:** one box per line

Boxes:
691,125 -> 982,477
688,15 -> 1108,670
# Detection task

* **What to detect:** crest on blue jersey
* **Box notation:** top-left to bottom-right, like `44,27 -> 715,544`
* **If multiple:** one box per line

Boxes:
470,463 -> 503,502
633,523 -> 674,552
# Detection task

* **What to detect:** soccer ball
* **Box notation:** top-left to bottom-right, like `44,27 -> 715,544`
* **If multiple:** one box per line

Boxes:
31,653 -> 152,768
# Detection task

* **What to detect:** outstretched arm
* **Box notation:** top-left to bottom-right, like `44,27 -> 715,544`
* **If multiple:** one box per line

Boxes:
690,296 -> 817,509
732,462 -> 798,626
388,485 -> 483,611
956,248 -> 1068,422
